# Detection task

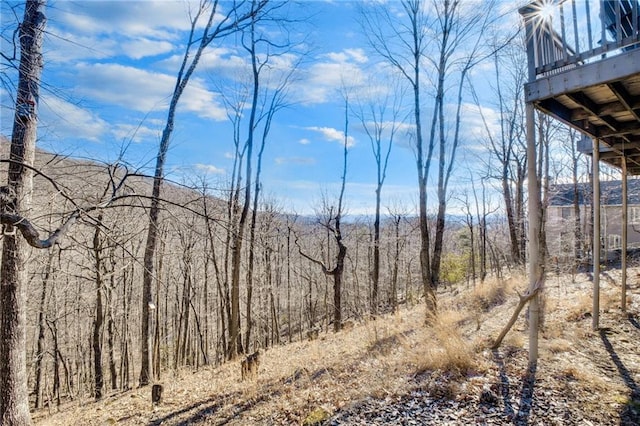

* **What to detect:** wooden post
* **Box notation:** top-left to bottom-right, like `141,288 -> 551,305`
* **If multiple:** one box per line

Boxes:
520,3 -> 542,368
621,160 -> 628,312
592,137 -> 601,330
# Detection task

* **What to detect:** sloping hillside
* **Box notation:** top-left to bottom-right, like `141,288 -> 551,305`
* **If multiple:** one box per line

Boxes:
33,270 -> 640,425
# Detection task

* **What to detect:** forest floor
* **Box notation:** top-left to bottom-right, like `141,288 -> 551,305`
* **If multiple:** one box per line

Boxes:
33,268 -> 640,425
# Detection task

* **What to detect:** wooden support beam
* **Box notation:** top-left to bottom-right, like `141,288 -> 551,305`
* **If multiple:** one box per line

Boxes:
572,99 -> 640,120
592,148 -> 640,173
598,152 -> 620,160
526,100 -> 541,367
608,140 -> 640,150
596,122 -> 637,139
622,161 -> 628,312
537,99 -> 634,149
521,2 -> 541,367
607,81 -> 640,122
593,137 -> 601,331
567,92 -> 622,133
566,92 -> 603,117
538,98 -> 575,123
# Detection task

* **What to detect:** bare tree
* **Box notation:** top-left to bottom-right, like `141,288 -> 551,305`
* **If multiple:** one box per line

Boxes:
353,77 -> 404,316
429,0 -> 499,290
33,248 -> 56,408
240,2 -> 300,354
298,98 -> 349,332
362,0 -> 499,319
360,0 -> 436,319
471,36 -> 527,267
139,0 -> 268,384
566,129 -> 585,266
92,215 -> 105,399
385,201 -> 410,312
1,1 -> 46,423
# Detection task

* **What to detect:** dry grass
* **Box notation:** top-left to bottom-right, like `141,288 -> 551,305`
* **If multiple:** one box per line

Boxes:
34,270 -> 640,425
542,337 -> 573,354
565,288 -> 615,322
412,309 -> 479,377
466,277 -> 515,312
36,302 -> 483,425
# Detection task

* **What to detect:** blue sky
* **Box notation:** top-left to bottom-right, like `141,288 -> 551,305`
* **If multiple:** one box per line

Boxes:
1,0 -> 526,215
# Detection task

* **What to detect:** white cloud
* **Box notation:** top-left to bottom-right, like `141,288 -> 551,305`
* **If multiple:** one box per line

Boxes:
39,95 -> 108,142
325,48 -> 368,64
299,138 -> 310,145
297,62 -> 365,104
73,63 -> 226,120
457,102 -> 501,142
305,126 -> 356,148
112,123 -> 160,143
45,30 -> 119,62
291,48 -> 370,105
122,38 -> 175,60
195,163 -> 226,175
265,179 -> 419,216
51,1 -> 200,38
160,47 -> 249,79
45,1 -> 264,63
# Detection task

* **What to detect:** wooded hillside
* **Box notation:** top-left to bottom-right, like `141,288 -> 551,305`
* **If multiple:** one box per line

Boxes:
1,136 -> 497,408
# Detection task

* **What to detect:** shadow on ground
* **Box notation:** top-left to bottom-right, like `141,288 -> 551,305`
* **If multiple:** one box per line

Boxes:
598,327 -> 640,426
146,384 -> 280,426
491,349 -> 536,426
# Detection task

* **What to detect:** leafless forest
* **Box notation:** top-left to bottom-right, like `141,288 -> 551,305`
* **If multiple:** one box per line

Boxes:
3,1 -> 633,424
0,138 -> 484,406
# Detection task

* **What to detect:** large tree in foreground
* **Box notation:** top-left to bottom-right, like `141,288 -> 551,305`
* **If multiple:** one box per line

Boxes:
1,1 -> 46,423
429,0 -> 500,289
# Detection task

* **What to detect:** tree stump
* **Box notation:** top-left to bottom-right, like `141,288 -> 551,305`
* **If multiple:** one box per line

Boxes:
151,384 -> 163,405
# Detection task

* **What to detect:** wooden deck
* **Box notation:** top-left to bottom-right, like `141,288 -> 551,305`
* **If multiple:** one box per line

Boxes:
521,0 -> 640,173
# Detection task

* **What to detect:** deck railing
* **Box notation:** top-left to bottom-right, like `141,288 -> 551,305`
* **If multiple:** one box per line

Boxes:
520,0 -> 640,79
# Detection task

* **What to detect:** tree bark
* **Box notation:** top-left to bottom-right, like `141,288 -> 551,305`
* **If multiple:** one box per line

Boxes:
1,1 -> 46,423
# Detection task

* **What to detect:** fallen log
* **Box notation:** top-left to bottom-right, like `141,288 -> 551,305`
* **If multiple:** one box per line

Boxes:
491,278 -> 543,350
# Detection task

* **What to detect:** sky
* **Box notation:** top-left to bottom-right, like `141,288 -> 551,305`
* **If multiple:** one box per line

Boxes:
0,0 -> 529,216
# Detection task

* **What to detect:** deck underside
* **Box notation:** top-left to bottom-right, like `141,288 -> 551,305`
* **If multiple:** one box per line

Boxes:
525,48 -> 640,174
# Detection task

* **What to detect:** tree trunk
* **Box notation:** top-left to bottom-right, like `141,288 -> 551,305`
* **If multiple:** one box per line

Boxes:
503,168 -> 521,263
230,8 -> 265,358
46,319 -> 61,406
139,0 -> 256,382
371,190 -> 381,316
34,250 -> 54,408
391,214 -> 401,312
107,309 -> 117,391
333,242 -> 346,333
1,1 -> 46,423
92,218 -> 104,399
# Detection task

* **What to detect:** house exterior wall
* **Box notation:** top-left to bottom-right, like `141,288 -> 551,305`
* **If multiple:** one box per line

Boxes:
546,205 -> 589,262
546,204 -> 640,262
